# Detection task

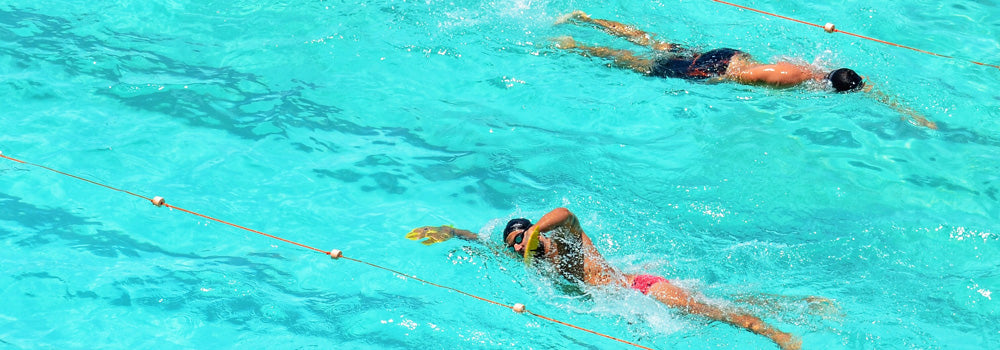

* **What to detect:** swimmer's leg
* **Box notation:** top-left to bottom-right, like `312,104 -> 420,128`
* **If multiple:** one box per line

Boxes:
646,281 -> 802,350
733,293 -> 841,317
555,10 -> 678,52
552,36 -> 656,75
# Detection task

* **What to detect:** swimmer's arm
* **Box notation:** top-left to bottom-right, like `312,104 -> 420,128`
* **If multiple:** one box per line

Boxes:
866,86 -> 938,129
530,207 -> 583,237
447,227 -> 479,240
405,225 -> 479,245
730,62 -> 815,87
523,208 -> 584,262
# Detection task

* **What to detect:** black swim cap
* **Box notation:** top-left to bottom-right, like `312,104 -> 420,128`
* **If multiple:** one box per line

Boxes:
502,218 -> 532,242
827,68 -> 864,92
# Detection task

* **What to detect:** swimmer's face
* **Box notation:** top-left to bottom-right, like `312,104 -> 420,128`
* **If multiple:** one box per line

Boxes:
505,228 -> 527,254
502,218 -> 532,254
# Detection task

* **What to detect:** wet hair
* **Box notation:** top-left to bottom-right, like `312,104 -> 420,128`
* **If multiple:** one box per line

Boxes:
502,218 -> 532,243
827,68 -> 864,92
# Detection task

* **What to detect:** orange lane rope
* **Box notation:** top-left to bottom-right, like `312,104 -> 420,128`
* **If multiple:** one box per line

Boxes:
710,0 -> 1000,70
0,151 -> 652,350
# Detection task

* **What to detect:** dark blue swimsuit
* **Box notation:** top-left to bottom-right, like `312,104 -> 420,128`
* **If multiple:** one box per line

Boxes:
649,48 -> 743,80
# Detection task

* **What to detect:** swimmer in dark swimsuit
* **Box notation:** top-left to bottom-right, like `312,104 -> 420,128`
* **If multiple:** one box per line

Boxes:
648,47 -> 745,80
551,10 -> 938,129
407,207 -> 802,350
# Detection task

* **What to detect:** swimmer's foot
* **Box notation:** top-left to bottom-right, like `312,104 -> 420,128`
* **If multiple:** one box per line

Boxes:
805,296 -> 841,316
554,10 -> 590,25
772,333 -> 802,350
550,36 -> 576,50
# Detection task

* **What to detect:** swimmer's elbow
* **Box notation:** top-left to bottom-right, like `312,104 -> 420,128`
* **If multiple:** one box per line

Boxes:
541,207 -> 575,226
550,207 -> 572,217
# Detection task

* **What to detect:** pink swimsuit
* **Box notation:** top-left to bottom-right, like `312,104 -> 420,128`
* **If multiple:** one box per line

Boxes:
631,274 -> 668,294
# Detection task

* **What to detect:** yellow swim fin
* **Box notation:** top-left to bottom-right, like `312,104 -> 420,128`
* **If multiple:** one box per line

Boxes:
523,227 -> 541,264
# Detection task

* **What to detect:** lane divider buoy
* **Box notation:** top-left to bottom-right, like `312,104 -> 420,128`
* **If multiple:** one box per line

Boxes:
513,303 -> 526,313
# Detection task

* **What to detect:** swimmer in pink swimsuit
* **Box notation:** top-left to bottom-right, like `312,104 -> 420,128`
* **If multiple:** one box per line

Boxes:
408,207 -> 802,350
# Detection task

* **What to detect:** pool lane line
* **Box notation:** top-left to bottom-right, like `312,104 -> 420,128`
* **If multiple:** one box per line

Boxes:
710,0 -> 1000,70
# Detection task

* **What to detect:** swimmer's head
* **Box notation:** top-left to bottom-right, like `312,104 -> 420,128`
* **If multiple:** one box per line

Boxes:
502,218 -> 532,247
827,68 -> 865,92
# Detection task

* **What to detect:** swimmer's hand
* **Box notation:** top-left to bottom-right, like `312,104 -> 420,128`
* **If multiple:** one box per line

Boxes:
406,226 -> 456,245
554,10 -> 590,25
866,84 -> 938,130
405,225 -> 478,245
907,113 -> 938,130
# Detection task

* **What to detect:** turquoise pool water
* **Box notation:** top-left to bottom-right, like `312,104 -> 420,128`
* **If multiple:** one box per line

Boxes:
1,0 -> 998,348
